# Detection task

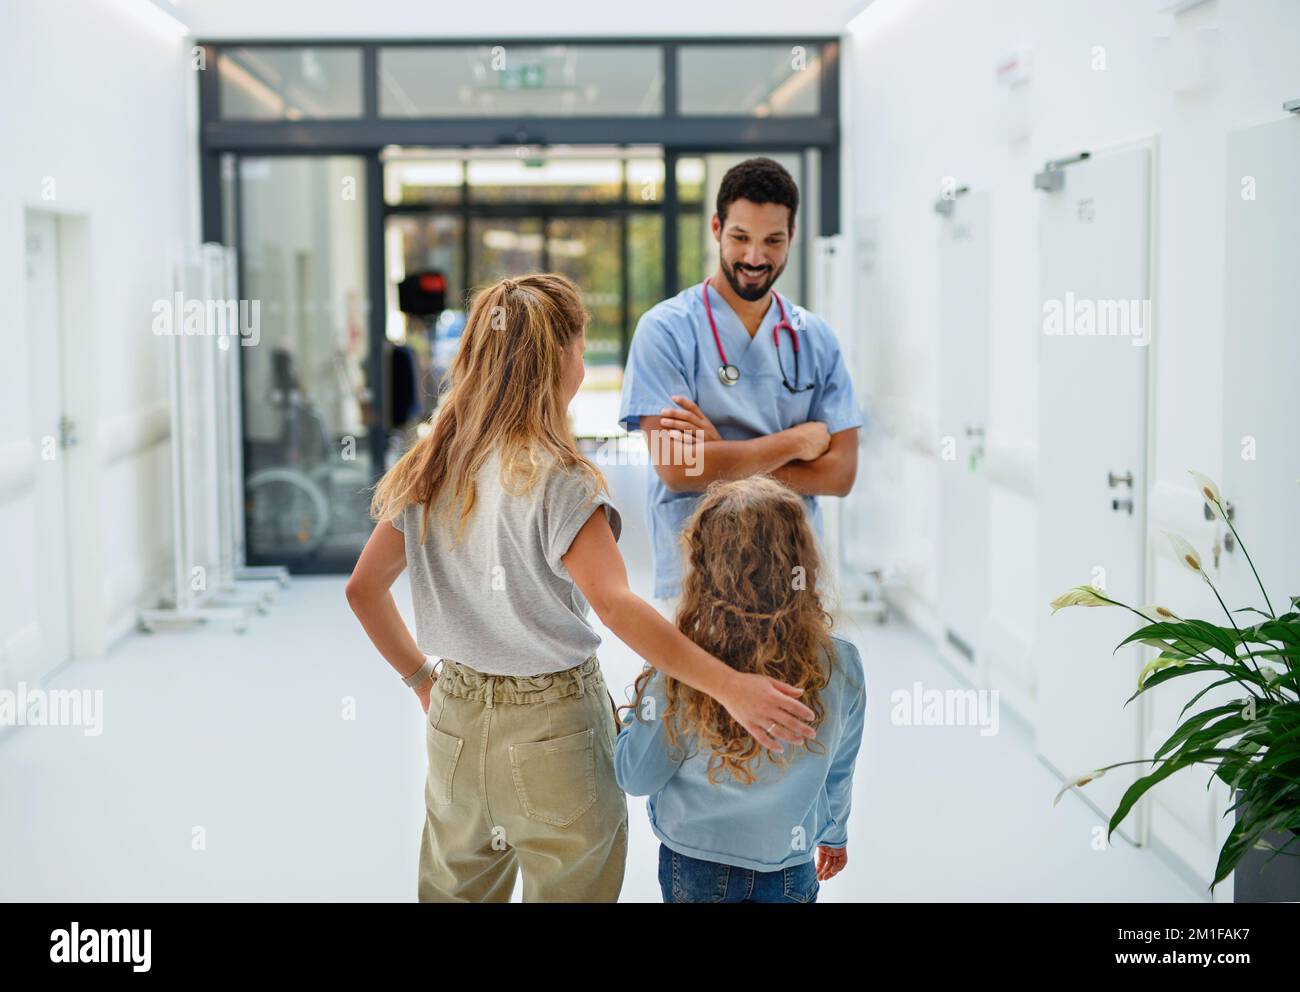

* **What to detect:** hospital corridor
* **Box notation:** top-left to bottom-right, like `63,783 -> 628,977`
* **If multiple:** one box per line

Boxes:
1,0 -> 1298,969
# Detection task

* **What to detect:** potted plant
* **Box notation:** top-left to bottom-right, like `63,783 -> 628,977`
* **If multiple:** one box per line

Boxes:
1049,470 -> 1300,898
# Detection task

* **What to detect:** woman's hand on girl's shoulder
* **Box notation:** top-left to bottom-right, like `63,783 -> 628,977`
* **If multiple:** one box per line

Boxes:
722,671 -> 816,753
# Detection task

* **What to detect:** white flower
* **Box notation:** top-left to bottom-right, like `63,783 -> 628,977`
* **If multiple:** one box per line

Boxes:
1136,604 -> 1179,622
1050,585 -> 1111,612
1166,532 -> 1205,576
1138,653 -> 1187,689
1053,769 -> 1107,806
1189,470 -> 1226,520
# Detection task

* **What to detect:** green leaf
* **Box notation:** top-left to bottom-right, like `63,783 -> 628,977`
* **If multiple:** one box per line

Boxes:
1117,620 -> 1241,662
1213,741 -> 1265,791
1216,801 -> 1300,885
1214,814 -> 1270,887
1252,647 -> 1300,659
1123,660 -> 1271,705
1152,704 -> 1252,761
1235,607 -> 1274,619
1181,618 -> 1247,657
1178,676 -> 1246,719
1258,833 -> 1300,868
1176,715 -> 1258,758
1258,618 -> 1300,650
1138,637 -> 1189,654
1107,749 -> 1233,839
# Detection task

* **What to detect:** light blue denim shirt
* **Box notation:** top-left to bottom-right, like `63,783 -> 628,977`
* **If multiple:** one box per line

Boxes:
615,635 -> 865,872
617,284 -> 864,598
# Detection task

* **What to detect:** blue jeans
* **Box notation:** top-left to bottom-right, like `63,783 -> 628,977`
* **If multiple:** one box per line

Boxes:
658,844 -> 819,903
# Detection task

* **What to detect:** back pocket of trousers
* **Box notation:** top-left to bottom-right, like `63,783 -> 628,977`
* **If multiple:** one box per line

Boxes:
425,723 -> 464,806
509,728 -> 597,827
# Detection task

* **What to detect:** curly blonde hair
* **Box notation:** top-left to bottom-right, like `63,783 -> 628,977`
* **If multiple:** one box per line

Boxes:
625,476 -> 836,784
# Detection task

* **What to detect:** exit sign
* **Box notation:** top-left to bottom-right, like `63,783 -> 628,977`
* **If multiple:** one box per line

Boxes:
500,64 -> 544,90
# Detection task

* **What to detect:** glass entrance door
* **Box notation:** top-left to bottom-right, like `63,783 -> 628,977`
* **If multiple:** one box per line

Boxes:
387,210 -> 627,440
383,147 -> 686,445
233,154 -> 375,570
469,216 -> 545,283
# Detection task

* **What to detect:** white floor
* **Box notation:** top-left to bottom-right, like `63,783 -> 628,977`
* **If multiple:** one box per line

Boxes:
0,463 -> 1206,902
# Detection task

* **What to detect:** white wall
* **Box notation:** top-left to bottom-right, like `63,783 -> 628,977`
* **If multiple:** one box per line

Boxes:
0,0 -> 196,674
841,0 -> 1300,890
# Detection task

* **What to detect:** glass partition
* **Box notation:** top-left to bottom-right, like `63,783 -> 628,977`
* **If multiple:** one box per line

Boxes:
678,44 -> 821,116
626,158 -> 665,204
384,160 -> 465,207
218,47 -> 363,120
468,157 -> 624,203
547,216 -> 623,368
379,45 -> 663,117
236,156 -> 373,565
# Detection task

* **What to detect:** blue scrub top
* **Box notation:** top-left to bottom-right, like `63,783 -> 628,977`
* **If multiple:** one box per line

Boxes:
618,281 -> 864,599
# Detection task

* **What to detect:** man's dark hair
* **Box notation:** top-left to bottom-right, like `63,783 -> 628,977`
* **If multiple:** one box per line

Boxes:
715,157 -> 799,232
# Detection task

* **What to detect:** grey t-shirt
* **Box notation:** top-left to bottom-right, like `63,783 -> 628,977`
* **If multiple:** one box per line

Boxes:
391,448 -> 622,676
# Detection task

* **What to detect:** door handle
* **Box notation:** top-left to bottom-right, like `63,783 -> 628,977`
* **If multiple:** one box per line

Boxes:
964,425 -> 985,471
1111,497 -> 1133,515
1107,470 -> 1133,488
1203,498 -> 1235,552
59,415 -> 78,449
1202,498 -> 1233,521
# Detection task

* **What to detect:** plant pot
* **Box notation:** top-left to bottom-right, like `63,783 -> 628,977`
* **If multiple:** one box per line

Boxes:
1232,790 -> 1300,902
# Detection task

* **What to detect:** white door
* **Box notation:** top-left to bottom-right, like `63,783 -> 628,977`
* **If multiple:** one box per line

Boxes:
26,211 -> 73,675
938,191 -> 992,664
838,215 -> 888,590
1035,147 -> 1151,844
1220,116 -> 1300,614
812,235 -> 853,611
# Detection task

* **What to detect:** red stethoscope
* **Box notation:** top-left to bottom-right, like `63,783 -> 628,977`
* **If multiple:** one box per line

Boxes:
702,281 -> 814,393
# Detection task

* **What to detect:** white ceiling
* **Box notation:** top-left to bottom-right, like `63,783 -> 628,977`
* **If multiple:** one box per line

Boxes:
145,0 -> 875,39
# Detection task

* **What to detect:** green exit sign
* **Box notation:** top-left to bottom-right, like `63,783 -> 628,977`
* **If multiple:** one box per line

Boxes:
499,64 -> 544,90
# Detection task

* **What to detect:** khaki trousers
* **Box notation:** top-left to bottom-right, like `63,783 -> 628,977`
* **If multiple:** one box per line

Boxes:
417,654 -> 628,903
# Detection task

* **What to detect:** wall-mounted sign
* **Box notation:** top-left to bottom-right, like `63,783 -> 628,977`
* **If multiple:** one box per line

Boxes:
499,64 -> 544,90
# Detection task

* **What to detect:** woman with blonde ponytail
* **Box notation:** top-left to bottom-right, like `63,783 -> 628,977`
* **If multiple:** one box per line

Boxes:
346,273 -> 816,903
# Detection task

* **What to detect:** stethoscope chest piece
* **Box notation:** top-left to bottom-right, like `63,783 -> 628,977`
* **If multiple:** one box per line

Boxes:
702,281 -> 812,394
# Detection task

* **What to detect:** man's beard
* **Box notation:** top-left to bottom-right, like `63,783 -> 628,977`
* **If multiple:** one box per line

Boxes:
720,256 -> 785,302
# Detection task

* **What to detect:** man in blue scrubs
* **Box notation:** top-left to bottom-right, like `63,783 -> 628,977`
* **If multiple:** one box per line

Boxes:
619,157 -> 863,605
